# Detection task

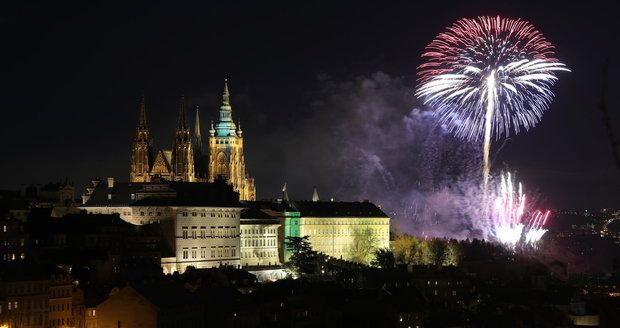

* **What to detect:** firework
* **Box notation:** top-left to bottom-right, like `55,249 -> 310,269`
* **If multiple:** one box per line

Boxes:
492,172 -> 525,246
524,209 -> 551,246
490,173 -> 550,247
416,16 -> 569,187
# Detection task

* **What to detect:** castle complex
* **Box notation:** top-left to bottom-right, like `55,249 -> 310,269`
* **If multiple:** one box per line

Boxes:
79,79 -> 390,274
129,80 -> 256,201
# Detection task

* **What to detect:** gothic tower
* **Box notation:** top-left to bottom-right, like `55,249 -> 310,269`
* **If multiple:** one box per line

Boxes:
130,95 -> 153,182
172,95 -> 195,182
208,79 -> 256,200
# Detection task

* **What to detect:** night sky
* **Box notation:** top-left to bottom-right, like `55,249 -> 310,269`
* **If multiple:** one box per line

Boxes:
2,1 -> 619,209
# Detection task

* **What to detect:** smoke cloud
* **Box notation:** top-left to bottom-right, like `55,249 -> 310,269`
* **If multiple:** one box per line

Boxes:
269,72 -> 491,238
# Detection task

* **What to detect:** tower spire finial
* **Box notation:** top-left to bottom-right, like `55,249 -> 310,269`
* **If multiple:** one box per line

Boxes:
138,94 -> 147,127
222,78 -> 230,106
177,94 -> 187,129
193,105 -> 203,153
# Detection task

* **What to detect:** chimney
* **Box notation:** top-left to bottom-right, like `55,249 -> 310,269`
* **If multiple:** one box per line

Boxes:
107,177 -> 115,189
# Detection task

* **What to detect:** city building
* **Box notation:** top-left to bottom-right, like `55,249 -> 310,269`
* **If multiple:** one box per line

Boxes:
239,207 -> 281,267
128,80 -> 256,200
260,197 -> 391,263
0,216 -> 28,263
96,284 -> 204,328
80,178 -> 243,274
0,264 -> 73,328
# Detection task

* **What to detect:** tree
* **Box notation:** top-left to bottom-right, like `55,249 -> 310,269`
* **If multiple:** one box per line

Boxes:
429,238 -> 448,267
371,248 -> 395,268
349,227 -> 378,265
444,239 -> 461,266
392,234 -> 432,265
285,236 -> 318,274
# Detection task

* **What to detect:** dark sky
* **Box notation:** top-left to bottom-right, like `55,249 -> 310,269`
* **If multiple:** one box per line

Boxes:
1,0 -> 619,209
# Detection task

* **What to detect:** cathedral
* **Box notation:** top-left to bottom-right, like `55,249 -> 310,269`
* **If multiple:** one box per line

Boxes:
129,80 -> 256,201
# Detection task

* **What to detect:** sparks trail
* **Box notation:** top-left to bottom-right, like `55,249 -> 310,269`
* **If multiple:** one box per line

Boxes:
492,172 -> 550,248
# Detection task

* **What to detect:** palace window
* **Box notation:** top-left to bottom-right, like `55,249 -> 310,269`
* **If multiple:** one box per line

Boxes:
191,248 -> 197,259
182,228 -> 188,239
182,249 -> 188,259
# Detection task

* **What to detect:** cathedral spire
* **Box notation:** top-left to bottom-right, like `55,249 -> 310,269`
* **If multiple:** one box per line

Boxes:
138,94 -> 147,127
177,94 -> 187,130
219,78 -> 233,122
193,106 -> 203,154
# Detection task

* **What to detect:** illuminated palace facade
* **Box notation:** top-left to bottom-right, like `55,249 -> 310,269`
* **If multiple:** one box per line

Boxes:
129,80 -> 256,201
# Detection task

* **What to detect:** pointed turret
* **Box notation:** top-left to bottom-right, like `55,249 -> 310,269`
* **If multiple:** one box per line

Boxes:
193,106 -> 203,154
312,186 -> 319,202
209,120 -> 215,137
177,94 -> 187,131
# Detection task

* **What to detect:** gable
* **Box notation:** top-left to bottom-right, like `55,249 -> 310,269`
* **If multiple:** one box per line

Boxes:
151,150 -> 171,175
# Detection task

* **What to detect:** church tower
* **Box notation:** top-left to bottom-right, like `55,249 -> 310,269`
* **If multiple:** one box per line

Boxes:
130,95 -> 153,182
208,79 -> 256,200
172,95 -> 195,182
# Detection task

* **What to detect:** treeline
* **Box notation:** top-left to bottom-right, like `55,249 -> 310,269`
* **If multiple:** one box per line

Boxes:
374,235 -> 513,269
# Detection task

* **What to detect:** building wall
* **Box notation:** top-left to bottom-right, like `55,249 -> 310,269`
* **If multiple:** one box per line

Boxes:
0,218 -> 28,263
173,207 -> 242,273
96,288 -> 157,328
240,223 -> 280,267
48,273 -> 73,328
85,307 -> 97,328
0,279 -> 49,328
298,216 -> 390,261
